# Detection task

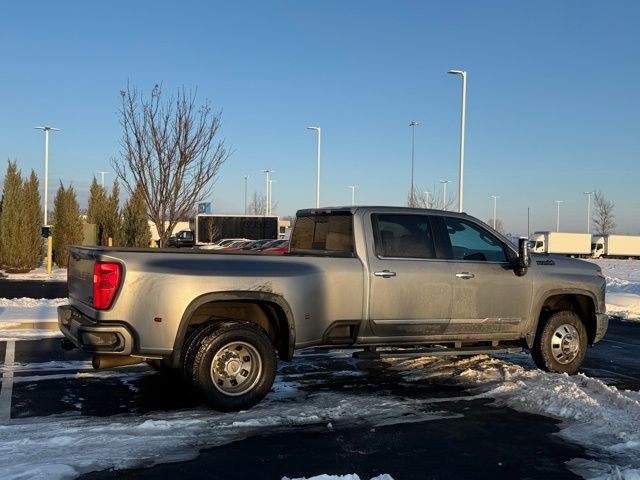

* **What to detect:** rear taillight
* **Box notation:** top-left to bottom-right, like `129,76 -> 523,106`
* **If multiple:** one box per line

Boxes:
93,262 -> 122,310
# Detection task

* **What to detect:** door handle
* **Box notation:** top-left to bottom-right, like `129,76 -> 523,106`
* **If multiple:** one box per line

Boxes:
374,270 -> 397,278
455,272 -> 475,280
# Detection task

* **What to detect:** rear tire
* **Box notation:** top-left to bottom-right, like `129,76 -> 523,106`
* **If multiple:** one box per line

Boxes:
181,322 -> 222,386
531,311 -> 587,374
190,321 -> 277,411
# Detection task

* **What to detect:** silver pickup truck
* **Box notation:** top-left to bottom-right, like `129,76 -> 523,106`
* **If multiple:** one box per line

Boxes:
59,206 -> 607,411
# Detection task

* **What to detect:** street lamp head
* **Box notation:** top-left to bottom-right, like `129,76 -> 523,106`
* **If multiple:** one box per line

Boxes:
440,179 -> 451,184
307,126 -> 320,132
409,121 -> 419,127
583,191 -> 595,195
34,126 -> 60,132
448,70 -> 466,76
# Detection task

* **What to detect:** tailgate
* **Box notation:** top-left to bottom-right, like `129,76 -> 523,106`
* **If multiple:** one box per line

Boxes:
68,247 -> 96,307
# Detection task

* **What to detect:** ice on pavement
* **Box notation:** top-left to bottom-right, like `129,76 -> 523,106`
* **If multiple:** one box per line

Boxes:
590,259 -> 640,321
386,353 -> 640,479
0,390 -> 449,480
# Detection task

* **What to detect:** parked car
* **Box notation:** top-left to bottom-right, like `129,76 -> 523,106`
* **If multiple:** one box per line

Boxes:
166,230 -> 195,248
59,206 -> 607,412
223,240 -> 252,250
261,240 -> 289,254
199,238 -> 249,250
241,239 -> 275,250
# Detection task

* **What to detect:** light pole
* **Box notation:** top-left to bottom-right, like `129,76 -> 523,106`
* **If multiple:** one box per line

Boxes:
448,69 -> 467,213
97,171 -> 109,188
583,191 -> 595,233
35,126 -> 59,275
555,200 -> 563,232
269,179 -> 275,216
348,185 -> 357,206
244,175 -> 250,214
307,126 -> 321,208
440,180 -> 451,210
409,121 -> 419,205
34,126 -> 59,227
491,195 -> 500,229
261,169 -> 274,216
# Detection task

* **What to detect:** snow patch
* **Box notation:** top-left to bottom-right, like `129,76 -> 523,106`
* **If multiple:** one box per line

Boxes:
0,329 -> 62,341
386,354 -> 640,479
0,392 -> 448,479
0,298 -> 67,308
589,259 -> 640,321
0,266 -> 67,282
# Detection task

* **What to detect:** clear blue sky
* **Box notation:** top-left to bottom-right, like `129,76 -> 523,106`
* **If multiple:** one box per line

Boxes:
0,1 -> 638,235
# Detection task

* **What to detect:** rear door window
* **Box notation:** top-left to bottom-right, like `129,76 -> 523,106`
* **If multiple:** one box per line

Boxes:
289,212 -> 354,255
444,217 -> 507,262
372,214 -> 436,259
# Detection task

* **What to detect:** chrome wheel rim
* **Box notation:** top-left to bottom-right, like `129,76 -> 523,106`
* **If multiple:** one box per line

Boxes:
551,324 -> 580,365
210,341 -> 262,396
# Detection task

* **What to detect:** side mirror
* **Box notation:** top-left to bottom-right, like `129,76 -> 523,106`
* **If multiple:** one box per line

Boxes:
515,237 -> 530,277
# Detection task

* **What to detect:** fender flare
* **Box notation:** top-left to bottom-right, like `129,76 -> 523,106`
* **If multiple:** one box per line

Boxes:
170,291 -> 296,365
526,288 -> 598,348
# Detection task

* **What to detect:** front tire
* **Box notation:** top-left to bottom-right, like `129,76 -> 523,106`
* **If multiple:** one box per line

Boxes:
190,322 -> 277,411
531,311 -> 587,374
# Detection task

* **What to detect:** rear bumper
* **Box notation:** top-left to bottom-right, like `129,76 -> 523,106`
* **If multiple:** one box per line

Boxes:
594,312 -> 608,344
58,305 -> 134,355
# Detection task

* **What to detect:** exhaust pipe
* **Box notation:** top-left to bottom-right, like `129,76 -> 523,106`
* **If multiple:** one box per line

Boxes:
92,355 -> 144,370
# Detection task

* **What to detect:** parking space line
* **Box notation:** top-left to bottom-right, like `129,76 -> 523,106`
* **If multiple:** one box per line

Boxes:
0,340 -> 15,421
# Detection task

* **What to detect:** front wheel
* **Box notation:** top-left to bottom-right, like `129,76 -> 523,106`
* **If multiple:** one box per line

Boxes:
531,311 -> 587,374
190,321 -> 277,411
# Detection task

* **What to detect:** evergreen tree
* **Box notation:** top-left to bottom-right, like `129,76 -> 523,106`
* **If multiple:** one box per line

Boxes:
23,170 -> 43,269
86,177 -> 108,245
0,161 -> 25,268
104,181 -> 121,245
52,183 -> 83,268
122,184 -> 151,247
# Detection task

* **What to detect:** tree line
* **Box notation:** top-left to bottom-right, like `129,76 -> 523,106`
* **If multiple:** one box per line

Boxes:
0,161 -> 151,270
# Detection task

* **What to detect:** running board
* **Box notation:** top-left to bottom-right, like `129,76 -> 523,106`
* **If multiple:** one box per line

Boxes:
353,346 -> 522,360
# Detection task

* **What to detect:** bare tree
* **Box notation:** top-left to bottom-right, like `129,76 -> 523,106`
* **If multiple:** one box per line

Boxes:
592,190 -> 616,235
410,186 -> 455,211
486,218 -> 505,234
205,220 -> 221,244
113,84 -> 230,247
247,191 -> 267,215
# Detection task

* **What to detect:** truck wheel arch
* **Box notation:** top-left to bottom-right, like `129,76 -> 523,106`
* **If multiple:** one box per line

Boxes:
172,291 -> 296,367
528,290 -> 598,348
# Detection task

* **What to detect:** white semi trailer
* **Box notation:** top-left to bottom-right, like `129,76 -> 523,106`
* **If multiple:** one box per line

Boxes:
530,232 -> 592,256
592,235 -> 640,259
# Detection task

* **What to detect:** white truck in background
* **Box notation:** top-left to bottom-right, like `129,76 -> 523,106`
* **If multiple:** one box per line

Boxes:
530,232 -> 592,257
592,235 -> 640,259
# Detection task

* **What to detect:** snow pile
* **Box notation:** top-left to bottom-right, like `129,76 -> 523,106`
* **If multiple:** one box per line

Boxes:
0,297 -> 65,327
387,354 -> 640,479
0,266 -> 67,281
590,259 -> 640,320
0,298 -> 67,308
0,392 -> 447,480
0,329 -> 62,341
282,475 -> 394,480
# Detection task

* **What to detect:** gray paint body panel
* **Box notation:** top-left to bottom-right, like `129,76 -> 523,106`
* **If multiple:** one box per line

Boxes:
64,207 -> 607,357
